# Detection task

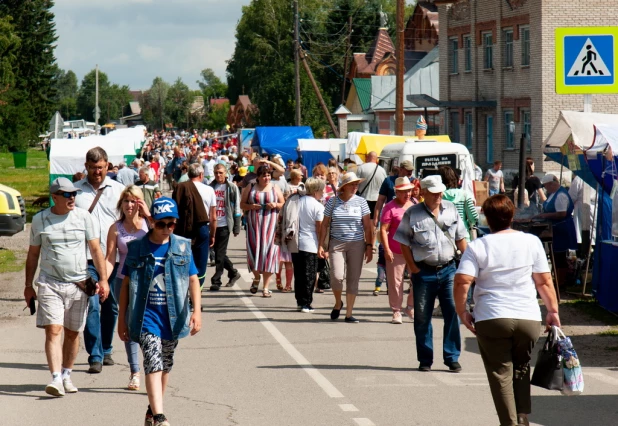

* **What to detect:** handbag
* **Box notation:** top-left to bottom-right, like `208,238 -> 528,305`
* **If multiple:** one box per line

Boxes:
555,327 -> 584,396
531,326 -> 564,391
317,260 -> 331,290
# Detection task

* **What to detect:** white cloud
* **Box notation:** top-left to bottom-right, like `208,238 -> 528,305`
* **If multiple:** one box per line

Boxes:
52,0 -> 249,90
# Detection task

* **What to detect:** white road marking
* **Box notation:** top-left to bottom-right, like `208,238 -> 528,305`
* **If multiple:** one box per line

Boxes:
585,371 -> 618,386
340,404 -> 359,412
232,285 -> 344,398
432,373 -> 489,387
363,268 -> 377,275
353,419 -> 376,426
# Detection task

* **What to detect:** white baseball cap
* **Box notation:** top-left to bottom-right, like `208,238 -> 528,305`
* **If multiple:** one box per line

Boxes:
420,175 -> 446,193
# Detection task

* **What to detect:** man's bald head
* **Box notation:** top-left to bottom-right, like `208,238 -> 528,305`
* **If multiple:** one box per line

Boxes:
366,151 -> 378,163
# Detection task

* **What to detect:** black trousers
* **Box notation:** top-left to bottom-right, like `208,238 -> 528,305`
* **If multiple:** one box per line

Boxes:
211,227 -> 236,285
291,251 -> 318,307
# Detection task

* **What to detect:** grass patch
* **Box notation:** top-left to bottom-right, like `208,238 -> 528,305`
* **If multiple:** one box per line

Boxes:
0,148 -> 49,222
563,299 -> 618,326
598,328 -> 618,336
0,249 -> 26,273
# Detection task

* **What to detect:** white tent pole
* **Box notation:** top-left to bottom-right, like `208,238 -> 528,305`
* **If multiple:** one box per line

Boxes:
582,181 -> 600,296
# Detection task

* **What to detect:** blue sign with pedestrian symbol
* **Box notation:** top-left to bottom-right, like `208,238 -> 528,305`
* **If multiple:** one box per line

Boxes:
556,27 -> 618,94
564,35 -> 614,86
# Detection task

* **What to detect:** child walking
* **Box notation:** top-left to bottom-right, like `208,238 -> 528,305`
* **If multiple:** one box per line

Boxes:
118,197 -> 202,426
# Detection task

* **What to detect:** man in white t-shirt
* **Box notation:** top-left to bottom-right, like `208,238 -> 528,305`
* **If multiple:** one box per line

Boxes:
25,178 -> 109,396
484,160 -> 505,196
208,164 -> 242,291
202,151 -> 217,184
355,151 -> 387,219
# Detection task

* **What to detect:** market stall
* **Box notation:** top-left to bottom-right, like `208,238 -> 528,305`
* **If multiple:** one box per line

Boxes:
346,132 -> 451,163
252,126 -> 314,163
297,138 -> 346,172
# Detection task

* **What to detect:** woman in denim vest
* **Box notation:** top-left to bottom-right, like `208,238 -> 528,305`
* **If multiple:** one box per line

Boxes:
117,197 -> 202,426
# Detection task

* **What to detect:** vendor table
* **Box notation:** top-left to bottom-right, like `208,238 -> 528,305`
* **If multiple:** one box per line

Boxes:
597,241 -> 618,312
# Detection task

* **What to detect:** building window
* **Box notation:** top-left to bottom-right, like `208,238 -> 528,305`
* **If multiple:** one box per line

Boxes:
503,29 -> 513,67
504,110 -> 514,149
465,112 -> 473,149
450,38 -> 459,74
521,26 -> 530,66
483,32 -> 493,70
463,35 -> 472,72
486,115 -> 494,163
450,111 -> 460,143
522,110 -> 531,151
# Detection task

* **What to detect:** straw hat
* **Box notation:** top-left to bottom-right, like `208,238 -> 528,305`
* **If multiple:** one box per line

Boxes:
394,176 -> 414,191
338,172 -> 365,191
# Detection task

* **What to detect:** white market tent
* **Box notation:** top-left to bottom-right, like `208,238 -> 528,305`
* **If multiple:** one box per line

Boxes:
544,111 -> 618,150
298,138 -> 346,172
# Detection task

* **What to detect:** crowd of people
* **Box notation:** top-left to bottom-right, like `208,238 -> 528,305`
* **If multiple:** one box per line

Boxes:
24,128 -> 563,426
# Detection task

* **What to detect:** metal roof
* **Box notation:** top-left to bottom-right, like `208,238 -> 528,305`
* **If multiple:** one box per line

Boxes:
352,78 -> 372,113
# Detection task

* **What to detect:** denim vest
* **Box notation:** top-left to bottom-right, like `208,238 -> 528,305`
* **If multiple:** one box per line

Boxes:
543,186 -> 577,252
124,233 -> 193,342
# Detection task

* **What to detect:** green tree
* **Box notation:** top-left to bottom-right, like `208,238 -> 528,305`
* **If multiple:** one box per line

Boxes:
205,103 -> 230,130
52,68 -> 78,119
0,16 -> 20,88
167,78 -> 192,128
197,68 -> 228,101
76,68 -> 131,124
143,77 -> 170,130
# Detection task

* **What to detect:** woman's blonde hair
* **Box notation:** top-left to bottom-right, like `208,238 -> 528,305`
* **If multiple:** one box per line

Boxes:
305,177 -> 325,196
116,185 -> 145,221
290,169 -> 303,180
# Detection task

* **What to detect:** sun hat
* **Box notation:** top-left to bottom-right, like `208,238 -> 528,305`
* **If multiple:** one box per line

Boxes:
420,175 -> 446,193
151,197 -> 179,220
540,174 -> 558,185
50,177 -> 81,194
400,160 -> 414,171
238,166 -> 248,177
394,176 -> 414,191
338,172 -> 365,191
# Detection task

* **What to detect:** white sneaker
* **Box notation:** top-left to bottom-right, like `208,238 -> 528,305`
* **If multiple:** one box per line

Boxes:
392,312 -> 403,324
301,305 -> 315,313
63,377 -> 78,393
45,380 -> 65,397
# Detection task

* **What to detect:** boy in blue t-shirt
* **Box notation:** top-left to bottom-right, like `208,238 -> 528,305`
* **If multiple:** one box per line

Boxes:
118,197 -> 201,426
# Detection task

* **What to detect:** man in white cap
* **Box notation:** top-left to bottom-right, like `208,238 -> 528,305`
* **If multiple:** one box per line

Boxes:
535,174 -> 577,288
393,174 -> 467,373
25,177 -> 109,396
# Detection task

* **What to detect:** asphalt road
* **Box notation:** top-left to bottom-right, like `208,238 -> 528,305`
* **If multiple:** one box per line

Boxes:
1,231 -> 617,426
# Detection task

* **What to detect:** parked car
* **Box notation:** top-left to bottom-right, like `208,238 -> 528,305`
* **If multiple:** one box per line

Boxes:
0,184 -> 26,236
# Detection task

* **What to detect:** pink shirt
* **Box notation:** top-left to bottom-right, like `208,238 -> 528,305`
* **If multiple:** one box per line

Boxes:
381,200 -> 408,254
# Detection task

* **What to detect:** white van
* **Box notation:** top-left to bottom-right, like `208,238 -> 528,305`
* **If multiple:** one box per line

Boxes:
378,140 -> 476,183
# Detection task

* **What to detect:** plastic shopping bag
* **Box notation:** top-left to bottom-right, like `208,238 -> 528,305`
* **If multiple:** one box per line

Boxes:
531,326 -> 564,391
555,328 -> 585,396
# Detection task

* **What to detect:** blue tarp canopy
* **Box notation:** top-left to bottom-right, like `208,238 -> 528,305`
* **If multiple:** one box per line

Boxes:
297,139 -> 345,173
252,126 -> 313,163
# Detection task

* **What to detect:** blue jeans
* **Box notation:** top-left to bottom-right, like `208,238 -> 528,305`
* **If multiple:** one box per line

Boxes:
489,188 -> 500,196
114,277 -> 140,373
192,224 -> 211,287
83,262 -> 119,364
412,263 -> 461,366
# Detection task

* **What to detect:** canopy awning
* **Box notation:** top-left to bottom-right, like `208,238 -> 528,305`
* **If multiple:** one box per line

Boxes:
544,111 -> 618,151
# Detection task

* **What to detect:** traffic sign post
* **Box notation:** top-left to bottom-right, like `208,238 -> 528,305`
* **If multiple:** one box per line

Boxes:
556,27 -> 618,95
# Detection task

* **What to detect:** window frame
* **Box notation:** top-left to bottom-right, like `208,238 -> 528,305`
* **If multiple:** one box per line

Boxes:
503,29 -> 514,68
522,109 -> 531,152
450,111 -> 460,143
465,111 -> 473,149
483,32 -> 493,70
504,110 -> 515,149
520,26 -> 530,67
449,37 -> 459,74
463,35 -> 472,72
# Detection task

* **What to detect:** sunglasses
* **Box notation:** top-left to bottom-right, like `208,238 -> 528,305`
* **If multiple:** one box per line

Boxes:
55,191 -> 77,199
154,221 -> 176,230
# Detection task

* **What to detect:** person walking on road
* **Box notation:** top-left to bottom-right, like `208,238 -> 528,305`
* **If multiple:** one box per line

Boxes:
240,165 -> 285,297
379,177 -> 415,324
172,164 -> 216,288
25,177 -> 109,396
355,151 -> 387,220
117,197 -> 202,426
394,175 -> 467,372
373,160 -> 415,225
439,166 -> 478,242
209,164 -> 242,291
454,195 -> 561,426
74,147 -> 125,374
105,185 -> 151,391
319,172 -> 374,323
137,167 -> 162,209
116,161 -> 139,187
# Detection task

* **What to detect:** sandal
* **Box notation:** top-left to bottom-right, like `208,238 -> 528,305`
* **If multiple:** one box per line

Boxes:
250,278 -> 260,294
282,286 -> 292,293
262,289 -> 272,298
315,288 -> 324,293
276,277 -> 283,291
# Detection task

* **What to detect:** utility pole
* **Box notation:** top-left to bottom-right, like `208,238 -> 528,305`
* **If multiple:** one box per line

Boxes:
341,16 -> 353,106
95,64 -> 100,128
294,0 -> 301,126
300,50 -> 340,138
395,0 -> 405,135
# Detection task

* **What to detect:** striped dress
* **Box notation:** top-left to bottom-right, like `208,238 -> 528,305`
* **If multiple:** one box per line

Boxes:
246,185 -> 280,273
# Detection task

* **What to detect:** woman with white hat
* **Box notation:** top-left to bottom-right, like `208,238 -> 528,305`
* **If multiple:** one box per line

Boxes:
380,177 -> 416,324
319,172 -> 374,323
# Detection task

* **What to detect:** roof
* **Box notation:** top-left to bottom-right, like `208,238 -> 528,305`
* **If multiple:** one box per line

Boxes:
129,90 -> 142,102
129,102 -> 141,115
334,105 -> 352,115
353,28 -> 396,75
210,98 -> 229,106
352,79 -> 372,112
371,46 -> 440,111
238,95 -> 252,110
418,2 -> 439,34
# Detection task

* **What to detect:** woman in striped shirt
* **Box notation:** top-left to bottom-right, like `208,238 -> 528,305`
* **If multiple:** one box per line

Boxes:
319,173 -> 374,323
439,166 -> 478,241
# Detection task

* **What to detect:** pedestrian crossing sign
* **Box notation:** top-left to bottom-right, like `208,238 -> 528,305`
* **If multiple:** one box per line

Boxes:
556,27 -> 618,94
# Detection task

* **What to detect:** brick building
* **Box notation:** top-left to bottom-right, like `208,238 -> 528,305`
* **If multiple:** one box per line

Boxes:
436,0 -> 618,179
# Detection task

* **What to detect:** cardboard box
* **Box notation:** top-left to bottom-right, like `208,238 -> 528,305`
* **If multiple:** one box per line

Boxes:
473,181 -> 489,207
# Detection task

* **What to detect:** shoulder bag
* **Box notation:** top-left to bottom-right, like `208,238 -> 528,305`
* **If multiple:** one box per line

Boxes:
357,164 -> 379,197
422,203 -> 462,263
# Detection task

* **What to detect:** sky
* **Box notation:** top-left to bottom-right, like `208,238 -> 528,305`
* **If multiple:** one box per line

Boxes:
52,0 -> 250,91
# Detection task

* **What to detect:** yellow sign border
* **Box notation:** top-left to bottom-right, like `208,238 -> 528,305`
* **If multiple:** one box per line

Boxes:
556,27 -> 618,94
